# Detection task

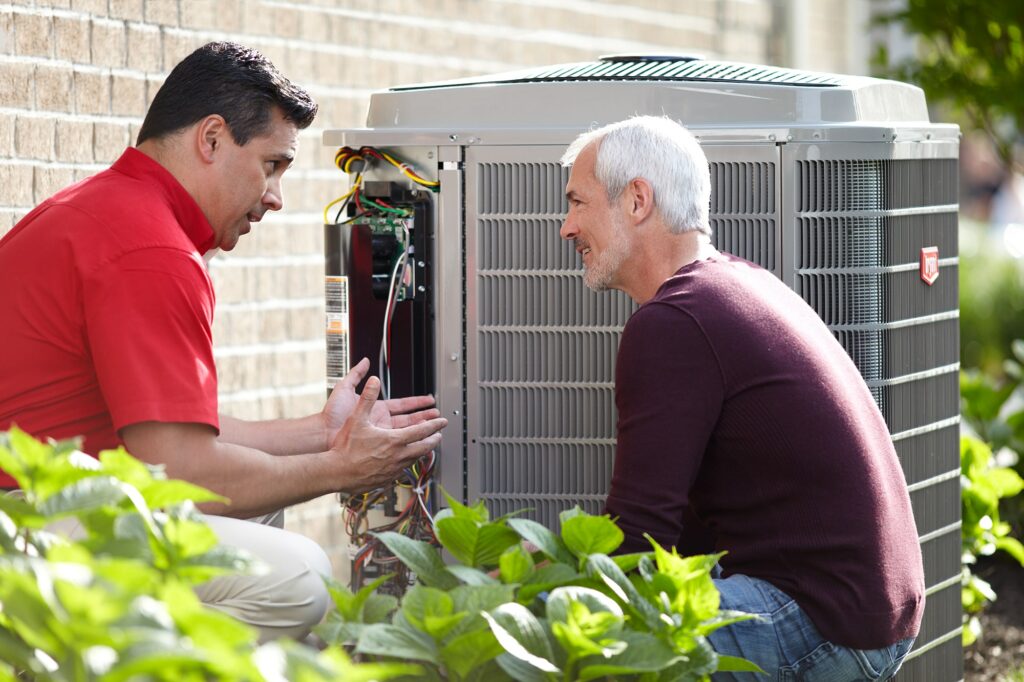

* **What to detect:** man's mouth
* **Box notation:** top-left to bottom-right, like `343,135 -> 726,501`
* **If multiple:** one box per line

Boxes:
241,213 -> 261,234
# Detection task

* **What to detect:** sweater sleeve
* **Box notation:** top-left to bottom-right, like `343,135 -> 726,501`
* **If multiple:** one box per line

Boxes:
605,302 -> 724,553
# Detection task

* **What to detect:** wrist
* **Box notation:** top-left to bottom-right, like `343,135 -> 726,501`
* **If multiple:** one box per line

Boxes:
320,444 -> 358,496
314,448 -> 346,494
316,411 -> 332,451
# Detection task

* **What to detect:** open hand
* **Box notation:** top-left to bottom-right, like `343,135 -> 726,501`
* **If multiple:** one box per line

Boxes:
323,358 -> 440,445
329,374 -> 447,493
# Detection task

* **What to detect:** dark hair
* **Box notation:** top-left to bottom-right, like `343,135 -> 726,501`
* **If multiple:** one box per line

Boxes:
137,42 -> 318,146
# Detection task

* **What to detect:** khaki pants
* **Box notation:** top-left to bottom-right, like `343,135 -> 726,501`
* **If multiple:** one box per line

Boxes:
199,512 -> 332,643
7,492 -> 332,643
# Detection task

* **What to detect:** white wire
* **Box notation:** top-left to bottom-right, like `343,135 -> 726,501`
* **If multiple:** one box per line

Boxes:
416,482 -> 434,525
378,266 -> 396,400
377,221 -> 410,401
413,451 -> 436,525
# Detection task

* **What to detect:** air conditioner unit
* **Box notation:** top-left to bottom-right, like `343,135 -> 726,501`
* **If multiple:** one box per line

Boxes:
324,56 -> 961,681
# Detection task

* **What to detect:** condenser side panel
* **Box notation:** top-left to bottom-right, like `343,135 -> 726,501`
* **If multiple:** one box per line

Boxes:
708,145 -> 783,279
464,144 -> 624,524
781,140 -> 961,682
435,145 -> 468,506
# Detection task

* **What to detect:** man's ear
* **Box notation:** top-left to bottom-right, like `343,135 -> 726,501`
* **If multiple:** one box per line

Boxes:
195,115 -> 228,164
626,177 -> 655,225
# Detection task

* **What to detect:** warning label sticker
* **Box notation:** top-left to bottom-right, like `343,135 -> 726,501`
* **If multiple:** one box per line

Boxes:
325,276 -> 350,386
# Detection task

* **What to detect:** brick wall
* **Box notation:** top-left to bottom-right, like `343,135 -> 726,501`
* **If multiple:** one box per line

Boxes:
0,0 -> 861,578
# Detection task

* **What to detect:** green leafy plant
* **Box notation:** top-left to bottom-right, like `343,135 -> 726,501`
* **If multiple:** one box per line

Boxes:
0,428 -> 760,680
961,356 -> 1024,535
960,434 -> 1024,646
318,491 -> 761,681
0,427 -> 415,681
958,339 -> 1024,648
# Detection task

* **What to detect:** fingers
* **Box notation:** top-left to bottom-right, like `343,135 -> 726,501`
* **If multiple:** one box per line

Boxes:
390,408 -> 442,428
385,394 -> 436,415
402,435 -> 443,461
332,400 -> 445,494
353,375 -> 381,421
386,417 -> 447,460
338,358 -> 371,390
392,416 -> 447,444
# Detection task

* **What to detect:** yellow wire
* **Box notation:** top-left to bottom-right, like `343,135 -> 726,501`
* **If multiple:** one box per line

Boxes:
378,150 -> 440,187
339,146 -> 439,188
326,147 -> 437,226
401,167 -> 439,187
335,148 -> 362,171
322,174 -> 362,224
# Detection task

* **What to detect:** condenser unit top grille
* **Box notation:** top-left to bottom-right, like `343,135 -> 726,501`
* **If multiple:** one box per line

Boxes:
392,56 -> 844,91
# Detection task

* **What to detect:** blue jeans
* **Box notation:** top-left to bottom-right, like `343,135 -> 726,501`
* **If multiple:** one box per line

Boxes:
709,573 -> 915,681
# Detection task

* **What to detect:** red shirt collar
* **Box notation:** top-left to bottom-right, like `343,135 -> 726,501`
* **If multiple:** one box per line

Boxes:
111,148 -> 216,253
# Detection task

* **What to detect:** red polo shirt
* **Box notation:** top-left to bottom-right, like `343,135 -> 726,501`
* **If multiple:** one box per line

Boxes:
0,148 -> 219,487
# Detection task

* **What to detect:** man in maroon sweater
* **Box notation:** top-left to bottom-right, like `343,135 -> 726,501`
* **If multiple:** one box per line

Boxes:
559,117 -> 924,680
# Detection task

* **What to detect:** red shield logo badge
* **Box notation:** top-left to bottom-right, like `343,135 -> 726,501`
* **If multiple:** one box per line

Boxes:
920,246 -> 939,286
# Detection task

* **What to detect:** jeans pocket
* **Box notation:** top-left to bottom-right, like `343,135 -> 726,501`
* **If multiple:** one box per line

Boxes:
849,646 -> 892,679
788,639 -> 900,682
849,637 -> 914,681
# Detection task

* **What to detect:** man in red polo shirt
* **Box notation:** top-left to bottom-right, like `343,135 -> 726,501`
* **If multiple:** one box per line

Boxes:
0,42 -> 447,641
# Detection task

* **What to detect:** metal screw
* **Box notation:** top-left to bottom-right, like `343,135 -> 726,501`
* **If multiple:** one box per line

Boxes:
453,410 -> 461,416
768,134 -> 776,141
450,353 -> 459,361
449,134 -> 458,141
418,260 -> 426,267
417,285 -> 426,292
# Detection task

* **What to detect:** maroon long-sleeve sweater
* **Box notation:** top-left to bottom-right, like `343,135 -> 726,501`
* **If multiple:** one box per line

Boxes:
605,252 -> 925,650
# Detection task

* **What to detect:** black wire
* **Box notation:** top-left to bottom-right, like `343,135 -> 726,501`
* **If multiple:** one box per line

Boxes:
342,209 -> 373,225
333,191 -> 357,224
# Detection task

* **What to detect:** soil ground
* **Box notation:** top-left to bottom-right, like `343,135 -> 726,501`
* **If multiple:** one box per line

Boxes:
964,555 -> 1024,681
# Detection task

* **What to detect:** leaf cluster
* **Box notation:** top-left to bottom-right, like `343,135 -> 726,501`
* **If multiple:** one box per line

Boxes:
959,367 -> 1024,646
873,0 -> 1024,168
318,491 -> 761,681
0,428 -> 412,681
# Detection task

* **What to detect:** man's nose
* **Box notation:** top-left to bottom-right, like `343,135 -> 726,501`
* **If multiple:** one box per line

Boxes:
560,214 -> 576,241
263,178 -> 284,212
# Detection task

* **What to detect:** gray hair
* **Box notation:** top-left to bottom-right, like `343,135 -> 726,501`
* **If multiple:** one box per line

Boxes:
560,116 -> 711,236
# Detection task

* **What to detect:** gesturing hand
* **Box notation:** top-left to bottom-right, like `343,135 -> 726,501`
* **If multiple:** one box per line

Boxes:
329,374 -> 447,494
323,358 -> 440,446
